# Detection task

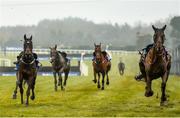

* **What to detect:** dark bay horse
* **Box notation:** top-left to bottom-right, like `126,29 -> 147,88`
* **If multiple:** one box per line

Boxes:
139,25 -> 171,106
118,61 -> 125,76
92,43 -> 111,90
49,45 -> 70,91
12,34 -> 37,106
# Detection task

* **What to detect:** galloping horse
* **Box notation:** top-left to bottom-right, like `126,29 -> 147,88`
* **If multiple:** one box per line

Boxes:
92,43 -> 111,90
12,34 -> 37,106
118,61 -> 125,76
138,25 -> 171,105
49,45 -> 70,91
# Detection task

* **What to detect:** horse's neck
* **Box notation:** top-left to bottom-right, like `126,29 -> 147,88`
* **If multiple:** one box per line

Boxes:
152,46 -> 156,59
59,53 -> 65,63
100,53 -> 105,61
148,47 -> 164,64
54,53 -> 65,66
145,47 -> 156,64
95,50 -> 101,53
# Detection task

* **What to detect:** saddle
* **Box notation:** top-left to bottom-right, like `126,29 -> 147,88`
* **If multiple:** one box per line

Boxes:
140,45 -> 169,62
14,51 -> 39,69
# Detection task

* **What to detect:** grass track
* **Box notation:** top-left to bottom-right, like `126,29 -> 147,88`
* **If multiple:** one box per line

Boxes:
0,54 -> 180,117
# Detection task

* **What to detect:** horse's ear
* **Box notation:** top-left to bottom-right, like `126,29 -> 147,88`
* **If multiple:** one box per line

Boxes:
24,34 -> 27,40
55,44 -> 57,50
100,43 -> 101,46
162,25 -> 166,31
152,25 -> 157,32
49,47 -> 52,50
30,35 -> 32,40
94,43 -> 96,47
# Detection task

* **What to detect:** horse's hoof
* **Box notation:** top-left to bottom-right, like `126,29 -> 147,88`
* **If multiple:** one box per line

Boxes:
134,76 -> 140,81
58,83 -> 60,86
101,87 -> 104,90
145,90 -> 154,97
12,94 -> 17,99
160,101 -> 168,106
55,87 -> 57,91
97,84 -> 101,88
135,75 -> 144,82
30,96 -> 35,100
61,87 -> 65,91
92,80 -> 97,83
161,97 -> 167,101
25,102 -> 29,106
106,81 -> 109,85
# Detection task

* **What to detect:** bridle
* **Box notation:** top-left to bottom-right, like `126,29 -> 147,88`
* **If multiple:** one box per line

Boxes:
21,59 -> 35,65
50,50 -> 60,64
21,37 -> 35,65
153,33 -> 166,57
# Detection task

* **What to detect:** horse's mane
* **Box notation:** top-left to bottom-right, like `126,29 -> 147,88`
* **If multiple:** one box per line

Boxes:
58,51 -> 67,58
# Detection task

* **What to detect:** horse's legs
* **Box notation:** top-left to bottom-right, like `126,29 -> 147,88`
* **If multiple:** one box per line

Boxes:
25,80 -> 31,106
145,74 -> 153,97
58,72 -> 62,86
120,70 -> 122,75
12,80 -> 19,99
160,72 -> 169,106
30,77 -> 36,100
13,72 -> 19,99
97,73 -> 101,88
53,72 -> 57,91
64,71 -> 69,86
19,80 -> 24,104
106,71 -> 109,85
101,72 -> 105,90
93,70 -> 97,83
58,72 -> 64,90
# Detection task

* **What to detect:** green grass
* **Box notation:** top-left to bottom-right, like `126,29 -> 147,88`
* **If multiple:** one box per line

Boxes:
0,53 -> 180,117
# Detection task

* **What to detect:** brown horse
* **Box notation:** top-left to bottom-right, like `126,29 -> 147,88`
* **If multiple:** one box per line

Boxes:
92,43 -> 111,90
49,45 -> 70,91
138,25 -> 171,106
13,34 -> 37,106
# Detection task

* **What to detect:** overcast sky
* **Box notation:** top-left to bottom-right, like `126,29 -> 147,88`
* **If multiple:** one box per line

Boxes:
0,0 -> 179,27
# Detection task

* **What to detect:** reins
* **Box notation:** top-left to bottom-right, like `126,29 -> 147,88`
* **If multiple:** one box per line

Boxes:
21,58 -> 35,65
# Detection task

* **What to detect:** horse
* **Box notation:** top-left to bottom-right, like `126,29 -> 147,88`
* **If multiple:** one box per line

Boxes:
118,61 -> 125,76
49,45 -> 70,91
92,43 -> 111,90
138,25 -> 171,106
12,34 -> 37,106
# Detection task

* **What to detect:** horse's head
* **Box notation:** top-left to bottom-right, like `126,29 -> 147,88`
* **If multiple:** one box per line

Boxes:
95,51 -> 103,64
94,43 -> 101,52
49,45 -> 58,63
152,25 -> 166,53
24,34 -> 33,53
22,34 -> 34,64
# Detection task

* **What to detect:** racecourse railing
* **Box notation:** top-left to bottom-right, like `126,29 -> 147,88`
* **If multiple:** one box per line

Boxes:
0,66 -> 80,76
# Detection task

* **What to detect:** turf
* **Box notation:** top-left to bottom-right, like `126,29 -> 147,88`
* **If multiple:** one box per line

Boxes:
0,54 -> 180,117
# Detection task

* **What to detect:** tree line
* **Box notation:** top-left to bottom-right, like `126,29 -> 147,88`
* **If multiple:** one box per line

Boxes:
0,16 -> 179,50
